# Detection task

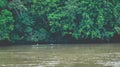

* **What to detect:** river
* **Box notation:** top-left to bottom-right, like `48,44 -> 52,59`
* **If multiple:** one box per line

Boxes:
0,44 -> 120,67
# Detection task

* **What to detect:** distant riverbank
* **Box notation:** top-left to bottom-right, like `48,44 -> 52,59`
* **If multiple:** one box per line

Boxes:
0,37 -> 119,46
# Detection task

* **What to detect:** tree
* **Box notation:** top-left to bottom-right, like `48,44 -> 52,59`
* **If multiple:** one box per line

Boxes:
0,0 -> 14,40
48,0 -> 120,40
0,0 -> 120,43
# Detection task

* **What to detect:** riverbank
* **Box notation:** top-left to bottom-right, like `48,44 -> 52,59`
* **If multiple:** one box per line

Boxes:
0,38 -> 119,46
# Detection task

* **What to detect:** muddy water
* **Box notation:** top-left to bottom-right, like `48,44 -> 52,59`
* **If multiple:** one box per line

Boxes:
0,44 -> 120,67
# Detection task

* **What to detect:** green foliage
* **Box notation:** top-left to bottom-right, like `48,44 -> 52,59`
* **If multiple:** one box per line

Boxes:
11,12 -> 34,41
28,0 -> 59,15
26,28 -> 49,42
0,0 -> 15,40
0,9 -> 14,40
0,0 -> 120,43
0,0 -> 7,8
48,0 -> 120,40
9,0 -> 50,42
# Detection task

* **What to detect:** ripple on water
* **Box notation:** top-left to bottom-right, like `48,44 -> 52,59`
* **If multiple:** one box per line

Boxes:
96,61 -> 120,67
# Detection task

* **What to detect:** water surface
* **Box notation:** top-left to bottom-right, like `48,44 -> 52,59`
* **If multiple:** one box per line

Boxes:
0,44 -> 120,67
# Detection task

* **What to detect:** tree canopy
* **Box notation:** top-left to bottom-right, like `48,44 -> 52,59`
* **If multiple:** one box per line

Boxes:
0,0 -> 120,43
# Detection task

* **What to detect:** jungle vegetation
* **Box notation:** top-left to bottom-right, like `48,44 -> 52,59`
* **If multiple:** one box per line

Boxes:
0,0 -> 120,43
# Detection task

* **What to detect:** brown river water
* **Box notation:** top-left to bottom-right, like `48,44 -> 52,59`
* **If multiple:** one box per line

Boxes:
0,44 -> 120,67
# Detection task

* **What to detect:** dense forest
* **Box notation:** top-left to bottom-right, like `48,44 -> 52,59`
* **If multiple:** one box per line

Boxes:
0,0 -> 120,44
